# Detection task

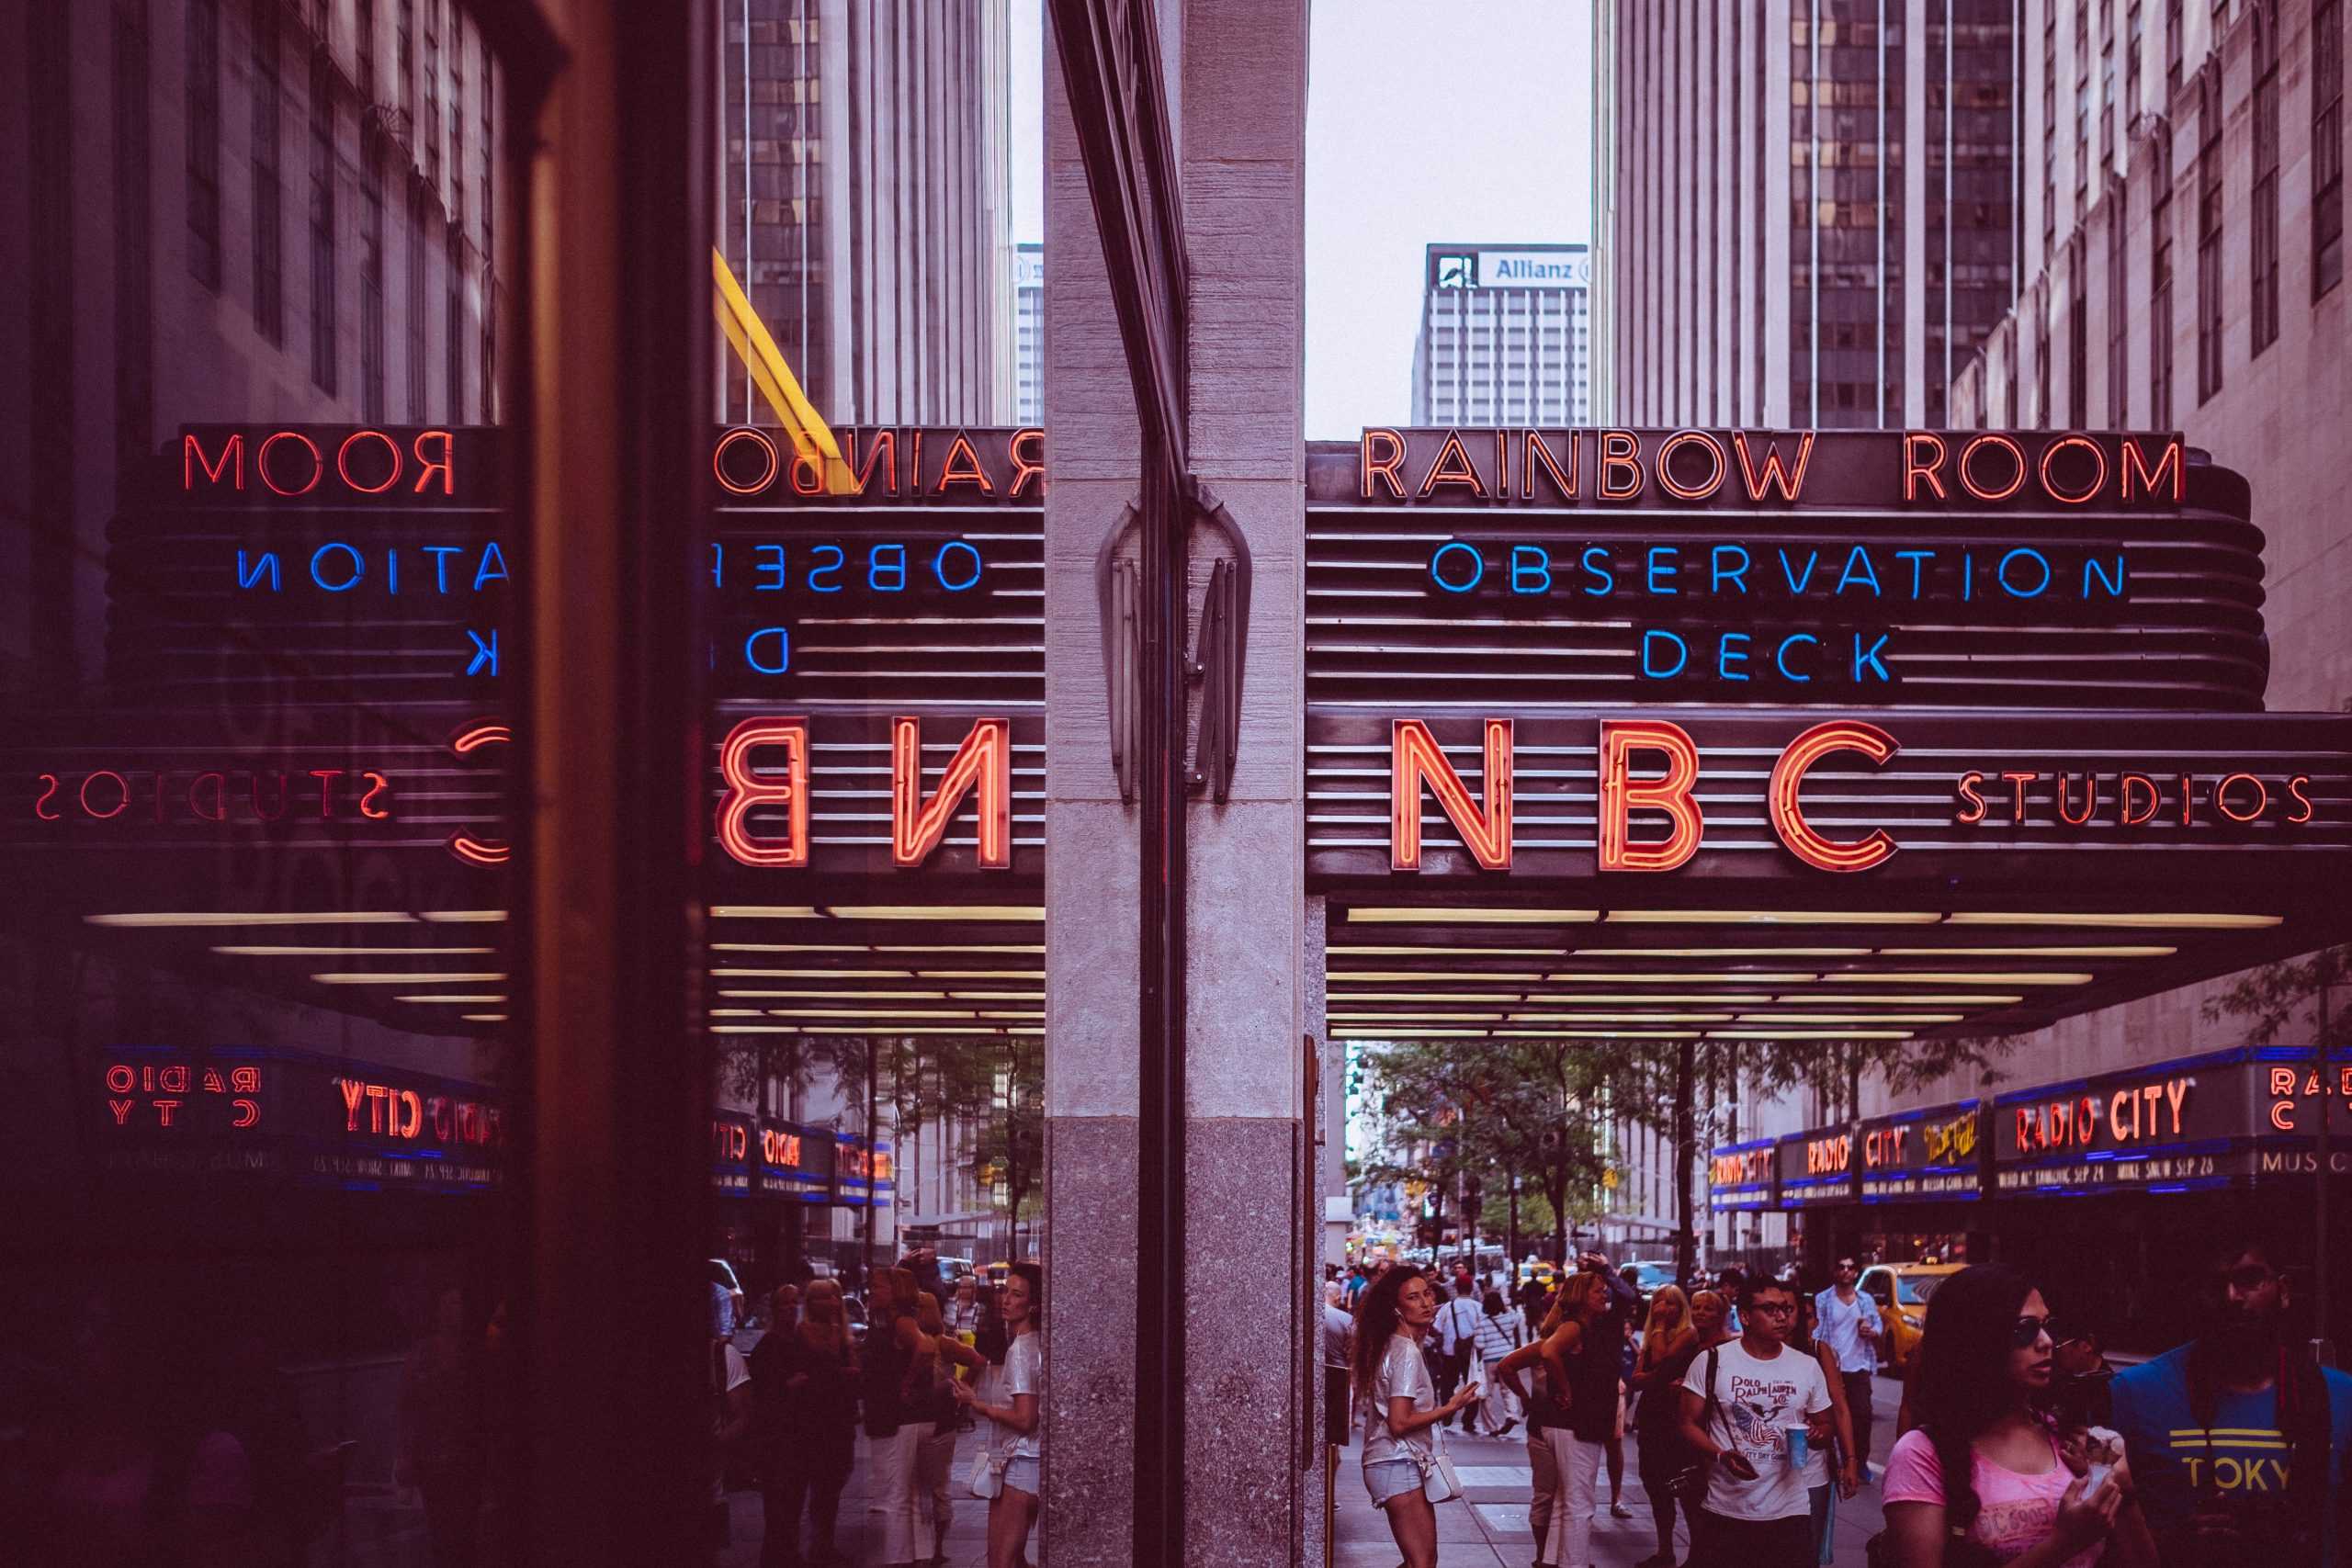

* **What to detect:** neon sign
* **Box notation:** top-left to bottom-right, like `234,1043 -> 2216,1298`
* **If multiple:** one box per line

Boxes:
36,766 -> 393,824
106,1060 -> 263,1130
1952,768 -> 2316,829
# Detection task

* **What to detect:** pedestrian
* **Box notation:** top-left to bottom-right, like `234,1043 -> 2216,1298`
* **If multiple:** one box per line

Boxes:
772,1282 -> 802,1337
751,1278 -> 859,1568
2108,1230 -> 2352,1567
863,1268 -> 931,1568
1351,1267 -> 1481,1568
1604,1310 -> 1635,1522
397,1284 -> 484,1568
1879,1263 -> 2154,1568
1498,1270 -> 1615,1568
952,1262 -> 1045,1568
1471,1288 -> 1526,1437
1812,1256 -> 1882,1481
1628,1283 -> 1700,1568
1674,1275 -> 1832,1568
2048,1319 -> 2115,1433
1790,1291 -> 1861,1565
1325,1280 -> 1357,1448
912,1287 -> 984,1563
709,1294 -> 755,1562
1715,1267 -> 1747,1336
1435,1276 -> 1484,1431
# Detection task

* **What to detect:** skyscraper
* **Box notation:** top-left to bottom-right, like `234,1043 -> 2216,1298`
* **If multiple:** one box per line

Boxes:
1595,0 -> 2018,428
1014,240 -> 1042,423
717,0 -> 1017,428
1408,242 -> 1592,424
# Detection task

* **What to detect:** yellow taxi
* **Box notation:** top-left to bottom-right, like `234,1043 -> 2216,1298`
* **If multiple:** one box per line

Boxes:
1857,1261 -> 1964,1374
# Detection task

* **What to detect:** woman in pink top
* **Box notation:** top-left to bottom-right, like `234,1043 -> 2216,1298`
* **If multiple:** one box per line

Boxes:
1880,1265 -> 2155,1568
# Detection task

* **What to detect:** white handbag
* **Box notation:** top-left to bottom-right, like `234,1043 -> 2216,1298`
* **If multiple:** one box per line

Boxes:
1419,1449 -> 1463,1503
967,1447 -> 1003,1499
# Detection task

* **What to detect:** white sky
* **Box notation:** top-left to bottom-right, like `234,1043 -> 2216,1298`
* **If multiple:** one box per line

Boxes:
1008,0 -> 1593,438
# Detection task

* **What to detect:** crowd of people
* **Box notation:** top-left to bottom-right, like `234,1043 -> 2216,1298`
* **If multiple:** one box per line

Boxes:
1331,1224 -> 2352,1568
727,1254 -> 1045,1568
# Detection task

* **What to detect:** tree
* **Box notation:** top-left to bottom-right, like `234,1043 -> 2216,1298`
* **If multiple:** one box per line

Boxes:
2203,944 -> 2352,1055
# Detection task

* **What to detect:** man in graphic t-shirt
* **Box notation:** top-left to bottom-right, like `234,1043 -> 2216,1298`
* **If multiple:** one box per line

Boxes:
2110,1232 -> 2352,1568
1677,1275 -> 1833,1568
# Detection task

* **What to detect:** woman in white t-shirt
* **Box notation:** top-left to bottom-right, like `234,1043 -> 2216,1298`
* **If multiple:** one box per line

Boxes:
1879,1264 -> 2155,1568
953,1262 -> 1045,1568
1350,1268 -> 1481,1568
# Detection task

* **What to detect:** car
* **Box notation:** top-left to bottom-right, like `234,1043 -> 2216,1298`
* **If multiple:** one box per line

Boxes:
1622,1260 -> 1679,1295
1858,1261 -> 1964,1374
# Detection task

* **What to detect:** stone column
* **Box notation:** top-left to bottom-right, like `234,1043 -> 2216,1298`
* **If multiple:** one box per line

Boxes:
1178,3 -> 1313,1564
1039,30 -> 1147,1567
1039,4 -> 1312,1562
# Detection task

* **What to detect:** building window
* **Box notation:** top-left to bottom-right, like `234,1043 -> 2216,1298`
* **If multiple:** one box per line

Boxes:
185,0 -> 221,288
2247,17 -> 2279,355
310,46 -> 337,396
2196,73 -> 2223,401
2127,4 -> 2143,116
409,187 -> 430,418
114,3 -> 154,466
447,266 -> 465,423
2070,278 -> 2089,428
2109,188 -> 2129,424
2153,128 -> 2174,424
2036,317 -> 2052,426
2320,0 -> 2345,299
251,0 -> 283,344
2165,0 -> 2184,98
362,158 -> 386,421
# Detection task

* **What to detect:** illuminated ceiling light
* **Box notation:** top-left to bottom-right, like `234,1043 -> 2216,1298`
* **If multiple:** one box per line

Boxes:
1943,911 -> 2280,930
418,910 -> 508,923
1795,993 -> 2025,1005
214,944 -> 499,957
947,990 -> 1046,1000
1504,1011 -> 1736,1023
711,942 -> 865,953
1732,1012 -> 1967,1025
1328,1028 -> 1489,1038
913,969 -> 1046,980
709,906 -> 823,919
460,1013 -> 508,1023
1331,971 -> 1544,983
1606,909 -> 1944,925
711,967 -> 917,979
1833,971 -> 2093,987
1877,945 -> 2177,959
1329,944 -> 1556,957
1491,1028 -> 1704,1040
90,910 -> 420,928
312,971 -> 507,985
1544,971 -> 1818,985
766,1007 -> 978,1019
975,1010 -> 1046,1020
1327,991 -> 1528,1003
709,1008 -> 763,1018
1349,908 -> 1599,924
1598,946 -> 1874,958
822,905 -> 1046,921
1329,1011 -> 1505,1022
1705,1029 -> 1917,1040
727,988 -> 951,1000
392,994 -> 511,1004
877,942 -> 1046,953
1507,992 -> 1779,1005
712,1023 -> 805,1032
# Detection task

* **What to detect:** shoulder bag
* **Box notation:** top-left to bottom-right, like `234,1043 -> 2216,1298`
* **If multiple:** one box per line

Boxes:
1667,1347 -> 1720,1513
967,1445 -> 1003,1499
1418,1445 -> 1464,1503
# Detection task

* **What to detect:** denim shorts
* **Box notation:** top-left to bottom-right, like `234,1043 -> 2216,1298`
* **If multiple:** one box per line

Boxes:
1364,1456 -> 1423,1506
1002,1454 -> 1040,1497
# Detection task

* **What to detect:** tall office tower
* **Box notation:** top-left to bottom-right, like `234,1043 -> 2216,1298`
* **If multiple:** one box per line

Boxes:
1013,241 -> 1042,423
1408,243 -> 1593,424
717,0 -> 1017,428
1594,0 -> 2018,428
1956,0 -> 2350,728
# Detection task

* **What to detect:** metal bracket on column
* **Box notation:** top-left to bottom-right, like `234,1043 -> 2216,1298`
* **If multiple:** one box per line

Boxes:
1095,482 -> 1253,805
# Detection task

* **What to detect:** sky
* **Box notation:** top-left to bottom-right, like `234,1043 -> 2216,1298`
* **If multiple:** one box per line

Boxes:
1008,0 -> 1593,438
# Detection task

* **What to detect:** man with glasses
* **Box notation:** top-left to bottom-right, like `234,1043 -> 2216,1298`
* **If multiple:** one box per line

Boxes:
1676,1276 -> 1833,1567
1813,1256 -> 1883,1481
2109,1230 -> 2352,1567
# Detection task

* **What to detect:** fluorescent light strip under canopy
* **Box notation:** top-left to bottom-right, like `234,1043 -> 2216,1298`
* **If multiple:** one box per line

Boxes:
709,942 -> 1046,954
312,972 -> 507,985
393,994 -> 511,1004
1943,912 -> 2280,930
1706,1030 -> 1915,1040
215,945 -> 500,958
1606,909 -> 1945,925
461,1013 -> 507,1023
1349,908 -> 1599,925
822,905 -> 1046,922
1877,945 -> 2176,958
1329,945 -> 1557,957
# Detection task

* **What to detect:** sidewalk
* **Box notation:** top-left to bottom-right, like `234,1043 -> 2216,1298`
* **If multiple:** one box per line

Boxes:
1330,1375 -> 1901,1568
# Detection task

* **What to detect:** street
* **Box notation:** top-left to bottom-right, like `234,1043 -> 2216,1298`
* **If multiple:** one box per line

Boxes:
1330,1375 -> 1901,1568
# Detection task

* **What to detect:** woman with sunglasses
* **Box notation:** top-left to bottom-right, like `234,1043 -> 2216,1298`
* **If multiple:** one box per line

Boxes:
1881,1264 -> 2156,1568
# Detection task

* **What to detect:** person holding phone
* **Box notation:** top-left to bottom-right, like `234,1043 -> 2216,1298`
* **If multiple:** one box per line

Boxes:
1351,1268 -> 1480,1568
1675,1276 -> 1832,1568
1880,1264 -> 2155,1568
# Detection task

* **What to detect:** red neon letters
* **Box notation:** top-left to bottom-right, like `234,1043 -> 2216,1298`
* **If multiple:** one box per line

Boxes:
1769,721 -> 1901,873
891,716 -> 1012,870
1390,718 -> 1514,871
1597,720 -> 1704,873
